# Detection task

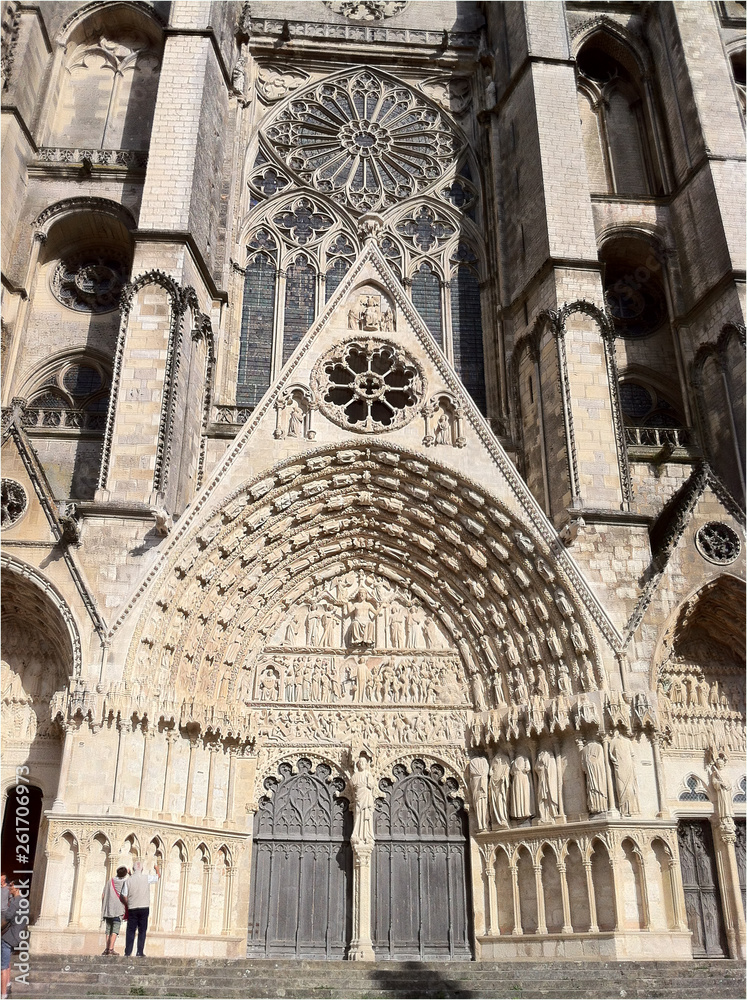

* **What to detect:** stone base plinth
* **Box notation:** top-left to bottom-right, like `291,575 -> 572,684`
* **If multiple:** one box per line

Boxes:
475,930 -> 693,961
29,927 -> 247,959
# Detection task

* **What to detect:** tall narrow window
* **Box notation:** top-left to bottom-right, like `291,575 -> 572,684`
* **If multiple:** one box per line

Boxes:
238,231 -> 277,407
450,248 -> 486,414
411,262 -> 443,346
325,234 -> 356,302
283,255 -> 316,364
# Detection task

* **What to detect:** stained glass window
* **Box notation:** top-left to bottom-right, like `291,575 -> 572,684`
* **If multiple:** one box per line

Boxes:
451,264 -> 486,413
412,262 -> 442,346
283,256 -> 316,364
238,252 -> 276,406
325,258 -> 351,302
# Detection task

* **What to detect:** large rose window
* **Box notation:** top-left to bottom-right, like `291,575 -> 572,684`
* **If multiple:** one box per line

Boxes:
312,339 -> 424,432
263,69 -> 461,214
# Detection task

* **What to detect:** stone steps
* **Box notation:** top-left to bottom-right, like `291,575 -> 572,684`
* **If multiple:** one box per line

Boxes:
10,957 -> 746,1000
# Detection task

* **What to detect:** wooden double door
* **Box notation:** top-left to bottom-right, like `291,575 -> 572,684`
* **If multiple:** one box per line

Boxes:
372,759 -> 472,960
678,820 -> 728,957
248,759 -> 352,958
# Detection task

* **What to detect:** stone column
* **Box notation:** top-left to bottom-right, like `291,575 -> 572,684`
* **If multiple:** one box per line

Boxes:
36,848 -> 64,927
608,851 -> 626,932
510,863 -> 522,935
68,847 -> 87,928
583,860 -> 599,934
713,819 -> 747,960
138,728 -> 156,809
52,725 -> 75,812
175,861 -> 189,933
557,860 -> 573,934
205,743 -> 219,820
484,857 -> 499,936
534,863 -> 547,935
222,866 -> 235,935
112,719 -> 129,806
349,842 -> 375,961
225,747 -> 238,823
667,854 -> 688,931
182,737 -> 200,817
199,863 -> 212,935
161,729 -> 178,813
650,732 -> 670,818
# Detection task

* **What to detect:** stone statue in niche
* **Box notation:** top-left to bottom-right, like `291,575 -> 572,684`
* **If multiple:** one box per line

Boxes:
489,752 -> 510,828
347,293 -> 394,332
421,393 -> 466,449
509,754 -> 534,820
274,387 -> 315,440
469,756 -> 489,832
708,751 -> 733,820
535,749 -> 560,822
580,740 -> 608,813
608,731 -> 640,817
350,756 -> 376,844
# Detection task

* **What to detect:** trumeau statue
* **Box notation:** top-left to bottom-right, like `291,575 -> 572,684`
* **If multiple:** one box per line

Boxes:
350,756 -> 376,844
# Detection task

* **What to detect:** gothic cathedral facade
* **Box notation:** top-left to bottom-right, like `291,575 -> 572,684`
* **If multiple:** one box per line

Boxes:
1,0 -> 745,964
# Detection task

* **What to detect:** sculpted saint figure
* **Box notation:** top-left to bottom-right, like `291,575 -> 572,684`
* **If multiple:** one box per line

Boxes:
346,589 -> 378,647
286,400 -> 304,438
388,604 -> 406,647
557,661 -> 573,698
469,757 -> 490,832
350,757 -> 376,844
536,749 -> 559,822
581,741 -> 608,813
510,754 -> 534,820
609,732 -> 640,816
434,412 -> 450,445
470,672 -> 488,712
708,754 -> 733,820
489,753 -> 510,828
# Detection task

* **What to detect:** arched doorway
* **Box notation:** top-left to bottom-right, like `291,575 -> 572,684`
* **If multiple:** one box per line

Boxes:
677,820 -> 728,957
1,785 -> 43,891
372,758 -> 472,960
247,757 -> 352,958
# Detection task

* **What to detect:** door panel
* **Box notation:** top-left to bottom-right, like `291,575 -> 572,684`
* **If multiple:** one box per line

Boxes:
248,758 -> 352,958
678,820 -> 727,958
372,758 -> 472,960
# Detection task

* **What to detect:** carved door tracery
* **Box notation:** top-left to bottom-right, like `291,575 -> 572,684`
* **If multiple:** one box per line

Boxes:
677,820 -> 727,957
372,759 -> 471,960
736,819 -> 746,918
248,758 -> 352,958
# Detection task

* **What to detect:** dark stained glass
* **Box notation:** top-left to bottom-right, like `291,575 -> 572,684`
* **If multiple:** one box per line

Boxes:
283,257 -> 316,363
325,258 -> 351,302
237,252 -> 276,407
451,265 -> 486,413
412,262 -> 442,346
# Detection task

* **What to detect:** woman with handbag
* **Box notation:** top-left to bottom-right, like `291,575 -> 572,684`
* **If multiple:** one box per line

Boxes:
101,866 -> 129,956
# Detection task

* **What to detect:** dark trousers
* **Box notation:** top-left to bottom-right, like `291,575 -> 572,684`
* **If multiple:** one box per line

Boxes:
124,907 -> 149,956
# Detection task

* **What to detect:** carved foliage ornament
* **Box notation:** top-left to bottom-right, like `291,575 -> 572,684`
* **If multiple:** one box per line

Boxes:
263,69 -> 460,215
312,338 -> 423,433
695,522 -> 741,565
1,480 -> 27,529
323,2 -> 409,21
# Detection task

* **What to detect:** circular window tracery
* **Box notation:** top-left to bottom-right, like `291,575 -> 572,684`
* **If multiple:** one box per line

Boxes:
695,522 -> 741,565
1,480 -> 28,529
52,251 -> 128,312
312,339 -> 424,433
263,69 -> 460,215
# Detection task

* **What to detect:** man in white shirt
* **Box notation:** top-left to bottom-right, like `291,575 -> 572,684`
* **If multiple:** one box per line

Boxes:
121,860 -> 160,958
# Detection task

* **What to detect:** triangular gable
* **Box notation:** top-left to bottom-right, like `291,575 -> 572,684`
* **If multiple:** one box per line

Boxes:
622,462 -> 746,648
1,407 -> 107,640
107,239 -> 624,650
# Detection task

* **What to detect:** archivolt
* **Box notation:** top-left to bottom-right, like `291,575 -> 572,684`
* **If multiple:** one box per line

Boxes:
128,446 -> 603,712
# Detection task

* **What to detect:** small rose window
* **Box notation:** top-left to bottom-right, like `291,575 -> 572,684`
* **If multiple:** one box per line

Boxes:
313,339 -> 424,433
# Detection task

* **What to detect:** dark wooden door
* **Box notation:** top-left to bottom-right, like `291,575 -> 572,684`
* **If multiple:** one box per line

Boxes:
678,820 -> 727,957
372,758 -> 472,960
248,758 -> 352,958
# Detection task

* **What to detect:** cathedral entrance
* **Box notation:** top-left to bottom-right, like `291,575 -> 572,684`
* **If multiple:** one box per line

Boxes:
678,820 -> 728,957
247,758 -> 352,959
372,759 -> 472,960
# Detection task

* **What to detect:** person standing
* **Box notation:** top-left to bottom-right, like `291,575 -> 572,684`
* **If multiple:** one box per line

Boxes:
1,880 -> 21,999
101,865 -> 129,956
121,860 -> 160,958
